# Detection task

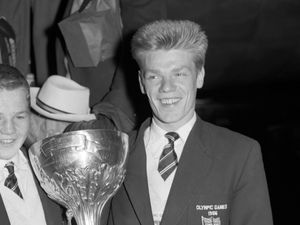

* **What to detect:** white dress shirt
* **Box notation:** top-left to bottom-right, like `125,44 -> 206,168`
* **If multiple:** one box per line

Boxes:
0,150 -> 48,225
144,113 -> 196,225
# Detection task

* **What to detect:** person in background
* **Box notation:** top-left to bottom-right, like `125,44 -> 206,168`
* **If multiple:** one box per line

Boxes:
106,20 -> 273,225
57,0 -> 167,133
0,64 -> 65,225
28,75 -> 118,144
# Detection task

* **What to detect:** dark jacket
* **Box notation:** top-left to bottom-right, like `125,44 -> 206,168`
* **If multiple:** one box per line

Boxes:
107,116 -> 273,225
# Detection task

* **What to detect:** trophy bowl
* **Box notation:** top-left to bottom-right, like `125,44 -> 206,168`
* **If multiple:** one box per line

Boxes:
29,129 -> 129,225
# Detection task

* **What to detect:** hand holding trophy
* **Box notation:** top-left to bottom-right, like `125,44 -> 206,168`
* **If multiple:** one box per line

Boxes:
29,129 -> 129,225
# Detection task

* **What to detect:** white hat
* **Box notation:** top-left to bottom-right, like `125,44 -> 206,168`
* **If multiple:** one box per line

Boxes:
30,75 -> 96,122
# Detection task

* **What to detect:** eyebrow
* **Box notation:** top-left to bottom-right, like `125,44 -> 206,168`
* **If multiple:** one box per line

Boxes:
144,65 -> 191,74
17,111 -> 30,114
0,110 -> 30,116
143,69 -> 161,74
0,111 -> 30,116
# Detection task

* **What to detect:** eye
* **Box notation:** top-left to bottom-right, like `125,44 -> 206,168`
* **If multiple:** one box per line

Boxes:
15,113 -> 28,120
148,75 -> 157,79
175,72 -> 186,77
145,73 -> 159,80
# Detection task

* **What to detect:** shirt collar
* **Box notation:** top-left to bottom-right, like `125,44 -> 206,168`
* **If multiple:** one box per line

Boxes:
150,112 -> 197,142
146,112 -> 197,158
149,120 -> 167,142
176,112 -> 197,143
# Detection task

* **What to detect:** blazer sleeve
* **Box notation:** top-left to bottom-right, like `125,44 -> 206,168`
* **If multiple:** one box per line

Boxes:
230,141 -> 273,225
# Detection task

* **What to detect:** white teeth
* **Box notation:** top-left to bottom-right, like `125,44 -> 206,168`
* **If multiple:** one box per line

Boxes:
0,139 -> 14,144
161,98 -> 179,104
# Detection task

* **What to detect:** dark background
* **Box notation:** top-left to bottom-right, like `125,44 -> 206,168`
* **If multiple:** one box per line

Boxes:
184,0 -> 300,223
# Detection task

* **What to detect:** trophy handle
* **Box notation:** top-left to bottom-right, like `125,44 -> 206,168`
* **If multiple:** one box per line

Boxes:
66,209 -> 73,225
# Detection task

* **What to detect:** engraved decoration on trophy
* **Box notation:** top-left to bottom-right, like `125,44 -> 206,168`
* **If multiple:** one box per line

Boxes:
29,129 -> 129,225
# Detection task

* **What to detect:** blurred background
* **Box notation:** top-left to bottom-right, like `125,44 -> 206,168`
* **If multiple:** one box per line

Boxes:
1,0 -> 299,224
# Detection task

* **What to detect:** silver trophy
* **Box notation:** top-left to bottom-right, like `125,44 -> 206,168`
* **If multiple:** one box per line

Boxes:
29,129 -> 129,225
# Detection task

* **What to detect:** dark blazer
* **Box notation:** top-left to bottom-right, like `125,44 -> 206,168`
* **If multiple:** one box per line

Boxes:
108,116 -> 273,225
0,149 -> 65,225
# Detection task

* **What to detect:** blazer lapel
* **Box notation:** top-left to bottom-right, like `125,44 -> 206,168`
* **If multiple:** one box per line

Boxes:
34,176 -> 56,225
161,117 -> 213,225
24,147 -> 64,225
124,119 -> 154,225
0,195 -> 10,225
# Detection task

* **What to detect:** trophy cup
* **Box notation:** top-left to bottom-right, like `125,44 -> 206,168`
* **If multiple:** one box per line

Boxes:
29,129 -> 129,225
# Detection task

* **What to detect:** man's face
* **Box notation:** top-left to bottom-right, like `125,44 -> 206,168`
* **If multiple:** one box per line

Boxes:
0,88 -> 30,160
138,49 -> 204,131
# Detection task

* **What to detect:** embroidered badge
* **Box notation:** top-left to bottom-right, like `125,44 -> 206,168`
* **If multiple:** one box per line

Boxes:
196,204 -> 227,225
201,216 -> 221,225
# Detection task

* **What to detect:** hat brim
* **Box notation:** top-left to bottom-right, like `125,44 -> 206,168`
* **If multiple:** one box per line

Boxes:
30,87 -> 96,122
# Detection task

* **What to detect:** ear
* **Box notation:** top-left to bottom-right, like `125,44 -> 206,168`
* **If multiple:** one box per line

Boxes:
196,67 -> 205,89
138,70 -> 146,94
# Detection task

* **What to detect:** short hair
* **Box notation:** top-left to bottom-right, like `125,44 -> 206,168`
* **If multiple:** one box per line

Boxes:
0,64 -> 30,103
131,20 -> 208,70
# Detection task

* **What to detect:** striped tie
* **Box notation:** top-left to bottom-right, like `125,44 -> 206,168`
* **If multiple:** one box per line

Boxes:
158,132 -> 179,180
4,162 -> 23,199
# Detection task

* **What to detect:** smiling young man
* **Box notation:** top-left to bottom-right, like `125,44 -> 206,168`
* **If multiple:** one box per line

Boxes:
106,20 -> 273,225
0,64 -> 65,225
137,48 -> 204,132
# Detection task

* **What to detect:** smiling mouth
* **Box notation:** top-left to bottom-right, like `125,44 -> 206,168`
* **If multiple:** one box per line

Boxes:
0,139 -> 15,145
160,98 -> 180,105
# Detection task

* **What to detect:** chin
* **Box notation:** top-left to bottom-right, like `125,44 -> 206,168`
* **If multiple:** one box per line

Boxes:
0,152 -> 18,160
0,145 -> 22,160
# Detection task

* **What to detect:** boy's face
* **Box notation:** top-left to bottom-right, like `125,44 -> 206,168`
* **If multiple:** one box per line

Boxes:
138,49 -> 204,131
0,88 -> 30,159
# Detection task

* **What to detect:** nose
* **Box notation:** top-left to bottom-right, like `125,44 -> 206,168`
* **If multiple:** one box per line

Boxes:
0,119 -> 16,135
159,77 -> 176,92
